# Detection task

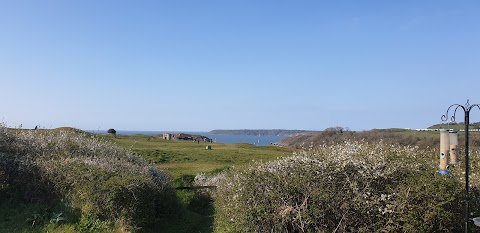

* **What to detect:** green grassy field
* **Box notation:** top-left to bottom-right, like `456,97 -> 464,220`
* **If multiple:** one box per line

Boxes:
429,123 -> 480,130
107,134 -> 295,180
388,128 -> 480,141
105,134 -> 295,233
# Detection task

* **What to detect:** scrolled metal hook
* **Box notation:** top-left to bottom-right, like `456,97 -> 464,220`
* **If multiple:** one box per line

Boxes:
441,114 -> 448,122
442,104 -> 465,123
471,104 -> 480,112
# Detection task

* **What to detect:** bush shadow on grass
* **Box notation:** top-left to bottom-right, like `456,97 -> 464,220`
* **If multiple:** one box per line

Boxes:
143,189 -> 214,233
0,198 -> 82,233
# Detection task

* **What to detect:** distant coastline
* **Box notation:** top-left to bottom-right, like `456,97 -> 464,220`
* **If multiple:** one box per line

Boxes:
207,129 -> 319,136
87,130 -> 288,146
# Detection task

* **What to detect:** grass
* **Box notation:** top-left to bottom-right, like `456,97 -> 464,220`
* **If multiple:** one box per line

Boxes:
144,194 -> 214,233
106,135 -> 295,180
93,134 -> 295,232
429,123 -> 480,130
0,199 -> 78,233
391,129 -> 480,142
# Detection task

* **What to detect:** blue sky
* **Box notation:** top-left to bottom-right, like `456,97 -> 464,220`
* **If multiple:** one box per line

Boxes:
1,1 -> 479,131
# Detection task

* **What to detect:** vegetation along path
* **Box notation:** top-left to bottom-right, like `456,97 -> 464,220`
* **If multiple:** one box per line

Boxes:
104,134 -> 295,232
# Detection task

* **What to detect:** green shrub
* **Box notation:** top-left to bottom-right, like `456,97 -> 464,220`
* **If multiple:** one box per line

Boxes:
0,169 -> 7,197
211,141 -> 472,232
392,171 -> 464,232
77,214 -> 111,233
175,174 -> 196,187
0,124 -> 178,229
187,190 -> 213,215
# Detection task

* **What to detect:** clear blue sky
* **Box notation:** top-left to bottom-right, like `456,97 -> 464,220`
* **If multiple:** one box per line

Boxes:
1,1 -> 479,131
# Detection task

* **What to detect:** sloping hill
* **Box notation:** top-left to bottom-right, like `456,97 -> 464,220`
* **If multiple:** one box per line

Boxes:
428,122 -> 480,130
277,129 -> 442,149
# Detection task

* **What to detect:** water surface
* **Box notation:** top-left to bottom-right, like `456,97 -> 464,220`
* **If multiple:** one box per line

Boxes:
89,130 -> 287,146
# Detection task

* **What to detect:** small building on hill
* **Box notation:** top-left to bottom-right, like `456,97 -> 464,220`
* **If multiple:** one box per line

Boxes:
163,132 -> 172,140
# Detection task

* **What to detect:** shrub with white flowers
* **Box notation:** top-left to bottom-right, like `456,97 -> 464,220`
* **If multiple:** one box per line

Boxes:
0,124 -> 178,228
206,140 -> 478,232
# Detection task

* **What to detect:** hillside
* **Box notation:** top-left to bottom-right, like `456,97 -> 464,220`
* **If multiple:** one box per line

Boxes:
208,129 -> 318,136
279,129 -> 432,149
277,128 -> 480,149
428,122 -> 480,130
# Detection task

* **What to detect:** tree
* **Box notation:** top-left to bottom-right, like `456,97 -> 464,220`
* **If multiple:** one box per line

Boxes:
107,128 -> 117,137
324,126 -> 346,134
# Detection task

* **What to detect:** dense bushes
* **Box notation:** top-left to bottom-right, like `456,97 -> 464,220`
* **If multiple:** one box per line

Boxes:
205,141 -> 477,232
0,124 -> 178,230
278,129 -> 480,151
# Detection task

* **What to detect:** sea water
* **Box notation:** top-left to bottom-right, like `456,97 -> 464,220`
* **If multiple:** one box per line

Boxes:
89,130 -> 287,146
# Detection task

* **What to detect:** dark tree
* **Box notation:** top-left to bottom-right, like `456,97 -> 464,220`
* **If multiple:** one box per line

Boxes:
324,126 -> 346,134
107,128 -> 117,137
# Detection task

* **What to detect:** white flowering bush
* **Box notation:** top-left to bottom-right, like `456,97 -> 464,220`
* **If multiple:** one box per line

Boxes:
211,140 -> 474,232
0,124 -> 177,228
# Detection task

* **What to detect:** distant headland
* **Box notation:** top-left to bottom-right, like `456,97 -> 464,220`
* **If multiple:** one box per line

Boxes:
207,129 -> 319,136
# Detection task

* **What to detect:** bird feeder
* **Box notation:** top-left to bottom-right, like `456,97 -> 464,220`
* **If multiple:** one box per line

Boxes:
449,129 -> 459,165
439,129 -> 450,174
